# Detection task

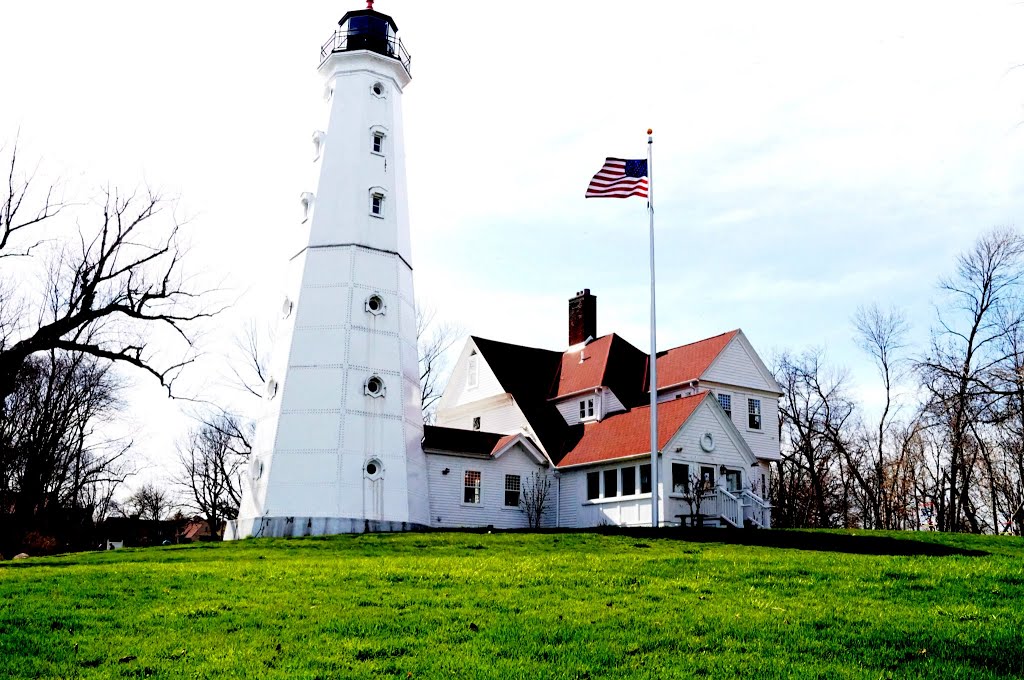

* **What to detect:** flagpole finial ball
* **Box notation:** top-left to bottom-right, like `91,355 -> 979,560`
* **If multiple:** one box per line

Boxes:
647,128 -> 653,135
366,0 -> 374,8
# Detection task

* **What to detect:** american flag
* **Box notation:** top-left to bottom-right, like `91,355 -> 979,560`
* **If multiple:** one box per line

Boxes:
585,158 -> 649,198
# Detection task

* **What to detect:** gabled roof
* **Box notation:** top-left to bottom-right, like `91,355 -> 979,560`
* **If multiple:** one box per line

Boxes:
470,336 -> 579,462
461,329 -> 766,467
553,334 -> 649,406
422,426 -> 513,458
422,426 -> 548,464
654,330 -> 739,389
557,392 -> 708,467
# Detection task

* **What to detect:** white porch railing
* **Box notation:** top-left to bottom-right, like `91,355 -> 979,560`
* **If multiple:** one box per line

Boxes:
674,488 -> 772,528
740,489 -> 772,528
699,488 -> 742,527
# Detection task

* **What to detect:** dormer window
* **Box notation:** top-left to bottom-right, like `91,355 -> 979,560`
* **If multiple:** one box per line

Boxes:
579,397 -> 595,421
467,350 -> 478,389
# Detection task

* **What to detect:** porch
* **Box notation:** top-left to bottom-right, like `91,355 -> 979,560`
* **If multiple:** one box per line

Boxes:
673,487 -> 772,529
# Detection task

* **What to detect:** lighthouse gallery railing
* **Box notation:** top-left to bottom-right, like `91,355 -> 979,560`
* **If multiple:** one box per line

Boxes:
319,30 -> 412,74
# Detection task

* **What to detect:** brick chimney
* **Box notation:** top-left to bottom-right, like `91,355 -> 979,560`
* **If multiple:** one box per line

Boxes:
568,289 -> 596,346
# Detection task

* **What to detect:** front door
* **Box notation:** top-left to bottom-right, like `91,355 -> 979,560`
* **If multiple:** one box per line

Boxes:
699,465 -> 715,491
725,470 -> 741,493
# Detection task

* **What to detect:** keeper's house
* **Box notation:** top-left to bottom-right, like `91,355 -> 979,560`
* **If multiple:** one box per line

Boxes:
422,289 -> 782,529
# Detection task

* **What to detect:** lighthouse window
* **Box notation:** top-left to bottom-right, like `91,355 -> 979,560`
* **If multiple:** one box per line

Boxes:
371,193 -> 384,217
372,132 -> 384,154
365,294 -> 386,315
365,375 -> 385,397
300,192 -> 315,223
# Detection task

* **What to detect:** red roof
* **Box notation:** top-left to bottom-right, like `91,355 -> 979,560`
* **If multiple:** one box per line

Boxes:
555,335 -> 614,396
654,330 -> 738,389
491,434 -> 518,454
553,334 -> 650,406
557,392 -> 708,467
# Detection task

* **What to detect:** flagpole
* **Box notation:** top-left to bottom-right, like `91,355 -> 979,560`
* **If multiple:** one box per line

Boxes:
647,128 -> 659,529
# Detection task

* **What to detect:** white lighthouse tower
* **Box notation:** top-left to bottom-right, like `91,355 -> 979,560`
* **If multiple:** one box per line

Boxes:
227,2 -> 428,538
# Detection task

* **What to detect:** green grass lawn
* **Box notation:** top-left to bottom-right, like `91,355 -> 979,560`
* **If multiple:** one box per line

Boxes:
2,530 -> 1023,679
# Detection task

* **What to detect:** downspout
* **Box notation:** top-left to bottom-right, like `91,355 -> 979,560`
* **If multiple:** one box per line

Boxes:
554,469 -> 561,528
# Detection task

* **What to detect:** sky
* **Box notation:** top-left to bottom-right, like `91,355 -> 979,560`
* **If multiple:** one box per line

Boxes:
1,1 -> 1023,487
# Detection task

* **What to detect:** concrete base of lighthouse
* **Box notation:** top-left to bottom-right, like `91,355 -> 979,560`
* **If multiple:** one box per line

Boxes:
225,516 -> 429,540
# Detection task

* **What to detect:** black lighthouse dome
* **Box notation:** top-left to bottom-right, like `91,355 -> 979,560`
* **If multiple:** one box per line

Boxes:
321,1 -> 411,74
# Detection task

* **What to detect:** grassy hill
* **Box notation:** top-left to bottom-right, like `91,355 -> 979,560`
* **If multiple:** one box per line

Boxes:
1,529 -> 1023,679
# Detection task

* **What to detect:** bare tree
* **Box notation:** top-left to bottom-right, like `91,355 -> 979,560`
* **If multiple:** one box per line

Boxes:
417,302 -> 463,423
852,304 -> 910,529
774,349 -> 857,528
176,413 -> 249,537
0,350 -> 131,551
917,227 -> 1024,532
122,482 -> 172,521
518,471 -> 552,529
0,143 -> 221,401
680,473 -> 716,528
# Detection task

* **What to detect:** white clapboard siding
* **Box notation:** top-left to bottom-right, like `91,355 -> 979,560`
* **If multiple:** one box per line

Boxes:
555,388 -> 629,426
702,334 -> 777,394
556,471 -> 578,527
555,397 -> 584,425
436,339 -> 507,413
604,389 -> 627,415
700,382 -> 780,462
426,444 -> 552,528
435,398 -> 530,435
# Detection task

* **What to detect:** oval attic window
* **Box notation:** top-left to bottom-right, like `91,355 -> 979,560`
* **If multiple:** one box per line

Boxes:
372,82 -> 383,96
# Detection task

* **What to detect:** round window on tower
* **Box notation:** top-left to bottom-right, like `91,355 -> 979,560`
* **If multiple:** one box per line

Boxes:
364,375 -> 385,398
365,458 -> 383,480
365,294 -> 386,316
371,81 -> 386,98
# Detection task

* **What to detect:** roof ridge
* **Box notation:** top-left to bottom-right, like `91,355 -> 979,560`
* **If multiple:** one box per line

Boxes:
661,329 -> 740,354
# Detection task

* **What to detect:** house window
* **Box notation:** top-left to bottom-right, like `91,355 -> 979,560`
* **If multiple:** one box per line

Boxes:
639,464 -> 652,494
718,393 -> 732,419
586,471 -> 600,500
748,398 -> 762,430
372,132 -> 384,154
472,416 -> 481,431
504,474 -> 521,507
463,470 -> 481,504
672,463 -> 689,494
700,465 -> 715,487
725,470 -> 741,493
579,398 -> 595,420
370,192 -> 384,217
621,466 -> 636,496
603,469 -> 618,498
467,351 -> 478,389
